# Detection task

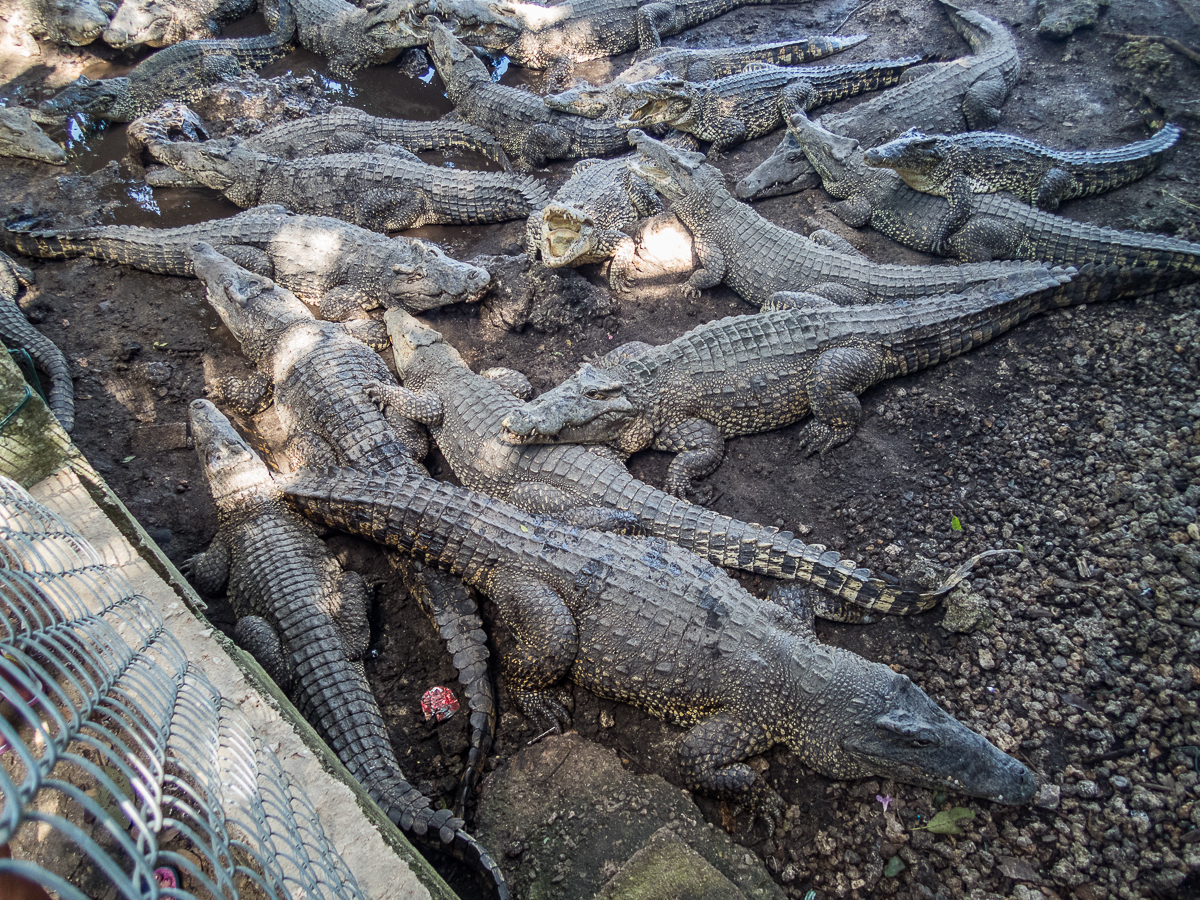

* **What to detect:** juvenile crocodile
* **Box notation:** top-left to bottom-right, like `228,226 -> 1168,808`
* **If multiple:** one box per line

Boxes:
188,242 -> 428,468
286,0 -> 518,73
242,104 -> 513,170
186,399 -> 509,899
861,124 -> 1183,253
366,309 -> 1005,621
614,56 -> 920,155
426,17 -> 630,169
737,0 -> 1020,199
501,269 -> 1080,491
0,251 -> 73,432
0,107 -> 66,165
18,0 -> 114,45
544,34 -> 869,119
525,154 -> 663,290
626,129 -> 1058,308
102,0 -> 253,47
0,206 -> 490,321
495,0 -> 783,71
33,0 -> 296,125
786,111 -> 1200,294
283,464 -> 1037,819
148,138 -> 548,231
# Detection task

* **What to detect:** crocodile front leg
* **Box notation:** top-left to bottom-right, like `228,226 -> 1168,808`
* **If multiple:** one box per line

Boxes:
479,367 -> 533,400
635,1 -> 676,49
366,381 -> 445,426
210,243 -> 275,279
797,343 -> 885,457
1033,167 -> 1073,211
931,172 -> 976,256
828,194 -> 874,228
523,124 -> 572,170
705,117 -> 748,157
683,238 -> 727,298
656,417 -> 725,502
318,285 -> 371,322
184,536 -> 231,595
209,371 -> 273,416
487,569 -> 579,732
678,711 -> 783,831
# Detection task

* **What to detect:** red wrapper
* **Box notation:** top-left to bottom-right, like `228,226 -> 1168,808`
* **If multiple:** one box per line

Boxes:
420,686 -> 459,722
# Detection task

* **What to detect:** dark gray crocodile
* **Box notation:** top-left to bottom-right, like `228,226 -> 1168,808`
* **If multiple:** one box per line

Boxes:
19,0 -> 114,45
737,0 -> 1020,199
188,241 -> 428,468
861,124 -> 1183,253
614,56 -> 920,155
186,399 -> 509,899
147,138 -> 548,231
286,0 -> 519,73
0,107 -> 66,165
785,110 -> 1200,295
544,33 -> 869,119
366,309 -> 1005,621
283,463 -> 1038,820
101,0 -> 253,47
626,129 -> 1060,309
0,251 -> 73,432
425,17 -> 630,169
525,153 -> 663,291
32,0 -> 295,125
0,206 -> 490,321
500,269 -> 1084,492
495,0 -> 783,71
242,104 -> 513,170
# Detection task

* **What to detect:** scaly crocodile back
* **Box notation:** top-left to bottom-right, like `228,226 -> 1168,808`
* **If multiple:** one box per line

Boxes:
0,252 -> 73,432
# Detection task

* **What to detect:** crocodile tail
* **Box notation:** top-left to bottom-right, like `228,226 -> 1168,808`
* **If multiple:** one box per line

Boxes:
369,773 -> 510,899
1061,122 -> 1183,165
0,217 -> 79,260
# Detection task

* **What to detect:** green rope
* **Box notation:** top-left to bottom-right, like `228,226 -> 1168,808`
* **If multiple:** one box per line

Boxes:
0,384 -> 33,432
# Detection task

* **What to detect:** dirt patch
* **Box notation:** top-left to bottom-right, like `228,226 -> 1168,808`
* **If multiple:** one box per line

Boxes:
3,0 -> 1200,897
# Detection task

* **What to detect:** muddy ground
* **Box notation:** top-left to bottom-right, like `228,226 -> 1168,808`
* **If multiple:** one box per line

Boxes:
3,0 -> 1200,897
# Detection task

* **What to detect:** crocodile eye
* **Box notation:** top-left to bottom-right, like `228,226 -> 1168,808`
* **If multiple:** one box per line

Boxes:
785,151 -> 804,163
584,388 -> 609,400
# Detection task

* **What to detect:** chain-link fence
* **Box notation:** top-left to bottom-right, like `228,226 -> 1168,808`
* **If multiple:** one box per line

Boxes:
0,474 -> 371,900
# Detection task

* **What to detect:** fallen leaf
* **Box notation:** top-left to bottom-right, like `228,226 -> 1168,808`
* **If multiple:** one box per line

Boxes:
997,856 -> 1041,882
917,807 -> 975,834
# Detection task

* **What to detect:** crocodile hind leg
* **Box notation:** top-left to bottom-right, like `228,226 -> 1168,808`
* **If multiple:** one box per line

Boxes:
365,381 -> 445,425
962,72 -> 1009,129
1032,167 -> 1073,211
486,570 -> 579,732
318,285 -> 371,322
208,243 -> 275,279
235,614 -> 294,691
931,172 -> 976,256
208,371 -> 273,416
797,343 -> 885,457
683,238 -> 728,299
479,367 -> 533,400
656,417 -> 725,503
331,568 -> 371,661
634,1 -> 675,49
183,537 -> 231,596
678,711 -> 783,832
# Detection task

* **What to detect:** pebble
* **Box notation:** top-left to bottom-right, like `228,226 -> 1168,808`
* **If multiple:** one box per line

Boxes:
1034,783 -> 1061,809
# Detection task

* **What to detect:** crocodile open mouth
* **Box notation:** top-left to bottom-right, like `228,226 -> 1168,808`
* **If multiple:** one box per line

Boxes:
623,97 -> 676,125
540,206 -> 592,265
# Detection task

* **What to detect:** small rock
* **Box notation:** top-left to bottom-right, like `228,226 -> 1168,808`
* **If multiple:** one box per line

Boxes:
978,647 -> 996,670
1076,780 -> 1101,799
1036,0 -> 1109,40
1034,783 -> 1061,809
1111,775 -> 1131,791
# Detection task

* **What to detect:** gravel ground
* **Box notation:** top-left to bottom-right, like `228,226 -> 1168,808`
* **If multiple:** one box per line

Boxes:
2,0 -> 1200,897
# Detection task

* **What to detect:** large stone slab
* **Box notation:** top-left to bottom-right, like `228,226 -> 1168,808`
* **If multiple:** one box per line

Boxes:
475,734 -> 782,900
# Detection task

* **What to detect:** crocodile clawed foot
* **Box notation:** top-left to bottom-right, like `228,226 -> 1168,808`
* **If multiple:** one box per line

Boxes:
796,421 -> 844,458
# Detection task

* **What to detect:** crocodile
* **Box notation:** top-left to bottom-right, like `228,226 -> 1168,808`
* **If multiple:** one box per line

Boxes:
18,0 -> 114,45
861,124 -> 1183,253
737,0 -> 1020,199
0,206 -> 491,321
785,110 -> 1200,294
425,16 -> 630,169
190,242 -> 501,822
188,241 -> 429,468
493,0 -> 784,72
500,269 -> 1081,492
285,0 -> 519,74
32,0 -> 296,126
0,107 -> 66,165
525,153 -> 663,291
283,463 -> 1038,819
186,399 -> 508,899
102,0 -> 254,47
625,129 -> 1061,308
0,251 -> 73,432
544,33 -> 869,119
365,308 -> 1007,622
146,138 -> 548,231
241,104 -> 513,170
614,56 -> 920,156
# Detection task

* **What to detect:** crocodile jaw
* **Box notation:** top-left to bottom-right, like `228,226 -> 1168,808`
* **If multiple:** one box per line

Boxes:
384,242 -> 491,311
544,83 -> 611,119
0,108 -> 66,165
538,204 -> 596,268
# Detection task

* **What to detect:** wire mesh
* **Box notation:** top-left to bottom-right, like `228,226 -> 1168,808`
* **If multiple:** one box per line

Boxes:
0,474 -> 370,900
